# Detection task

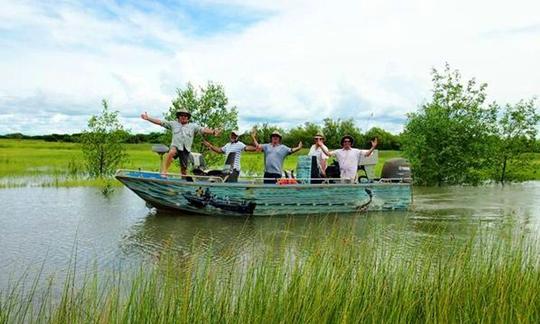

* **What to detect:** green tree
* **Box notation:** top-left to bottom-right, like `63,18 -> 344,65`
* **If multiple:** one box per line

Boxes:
283,122 -> 321,147
494,99 -> 540,183
322,118 -> 362,148
402,64 -> 497,186
81,100 -> 128,178
364,127 -> 401,150
165,82 -> 239,166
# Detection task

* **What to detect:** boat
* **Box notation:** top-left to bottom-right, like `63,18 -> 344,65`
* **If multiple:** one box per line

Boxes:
115,154 -> 412,216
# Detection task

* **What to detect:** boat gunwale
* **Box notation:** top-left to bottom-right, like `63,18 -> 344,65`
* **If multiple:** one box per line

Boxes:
115,169 -> 412,189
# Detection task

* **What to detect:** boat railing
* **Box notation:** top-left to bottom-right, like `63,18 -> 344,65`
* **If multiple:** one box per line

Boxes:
116,169 -> 412,185
116,169 -> 226,183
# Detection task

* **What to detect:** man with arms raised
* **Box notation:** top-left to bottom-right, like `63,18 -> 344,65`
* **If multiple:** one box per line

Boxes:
202,130 -> 258,182
141,108 -> 221,176
252,129 -> 303,184
319,135 -> 378,182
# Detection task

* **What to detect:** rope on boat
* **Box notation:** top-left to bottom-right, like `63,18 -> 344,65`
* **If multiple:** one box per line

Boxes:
356,188 -> 373,212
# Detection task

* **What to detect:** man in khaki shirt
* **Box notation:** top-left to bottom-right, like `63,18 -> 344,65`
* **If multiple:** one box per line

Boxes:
141,108 -> 220,176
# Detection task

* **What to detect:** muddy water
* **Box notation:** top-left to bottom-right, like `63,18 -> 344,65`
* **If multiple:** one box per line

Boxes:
1,182 -> 539,288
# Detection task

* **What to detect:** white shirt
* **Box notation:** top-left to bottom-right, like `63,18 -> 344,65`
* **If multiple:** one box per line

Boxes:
332,148 -> 367,180
308,145 -> 329,170
221,141 -> 247,171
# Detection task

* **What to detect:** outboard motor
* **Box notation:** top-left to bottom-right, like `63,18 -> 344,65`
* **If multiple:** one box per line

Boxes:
380,158 -> 412,183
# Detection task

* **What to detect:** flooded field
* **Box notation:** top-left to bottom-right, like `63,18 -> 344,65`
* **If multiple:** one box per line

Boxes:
1,182 -> 539,289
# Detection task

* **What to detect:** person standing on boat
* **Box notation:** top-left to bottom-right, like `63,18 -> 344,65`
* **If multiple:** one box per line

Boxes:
202,130 -> 258,182
308,133 -> 329,178
252,129 -> 303,183
140,109 -> 221,176
319,135 -> 378,182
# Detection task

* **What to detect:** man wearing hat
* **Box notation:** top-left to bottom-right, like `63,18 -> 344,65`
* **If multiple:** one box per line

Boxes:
141,109 -> 221,176
308,133 -> 329,178
319,135 -> 378,181
202,130 -> 258,182
252,129 -> 303,183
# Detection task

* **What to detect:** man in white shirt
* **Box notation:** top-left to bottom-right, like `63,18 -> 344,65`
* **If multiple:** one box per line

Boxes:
308,133 -> 329,177
319,135 -> 378,182
141,108 -> 221,176
203,130 -> 258,182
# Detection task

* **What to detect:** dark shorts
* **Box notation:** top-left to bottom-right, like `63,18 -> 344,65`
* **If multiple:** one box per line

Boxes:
225,170 -> 240,183
172,146 -> 190,169
263,172 -> 281,184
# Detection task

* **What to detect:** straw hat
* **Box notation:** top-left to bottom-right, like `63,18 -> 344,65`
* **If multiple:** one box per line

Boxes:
175,108 -> 191,118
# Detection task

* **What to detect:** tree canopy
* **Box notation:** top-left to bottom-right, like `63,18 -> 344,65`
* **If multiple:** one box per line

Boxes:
81,100 -> 128,178
403,64 -> 539,185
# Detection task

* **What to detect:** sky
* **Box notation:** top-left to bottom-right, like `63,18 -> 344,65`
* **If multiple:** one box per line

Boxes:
0,0 -> 539,135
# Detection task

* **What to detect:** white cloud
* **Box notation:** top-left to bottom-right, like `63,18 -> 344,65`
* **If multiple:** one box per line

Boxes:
0,0 -> 539,135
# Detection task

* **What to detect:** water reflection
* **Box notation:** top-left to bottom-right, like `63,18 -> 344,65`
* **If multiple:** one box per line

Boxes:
0,182 -> 539,289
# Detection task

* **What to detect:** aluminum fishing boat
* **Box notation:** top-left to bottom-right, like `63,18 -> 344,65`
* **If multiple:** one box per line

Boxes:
115,154 -> 412,216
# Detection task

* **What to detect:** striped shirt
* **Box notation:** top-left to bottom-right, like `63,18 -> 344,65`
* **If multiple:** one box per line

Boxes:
221,141 -> 247,171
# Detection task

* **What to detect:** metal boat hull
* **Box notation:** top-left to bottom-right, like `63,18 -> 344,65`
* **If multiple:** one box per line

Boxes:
115,170 -> 412,216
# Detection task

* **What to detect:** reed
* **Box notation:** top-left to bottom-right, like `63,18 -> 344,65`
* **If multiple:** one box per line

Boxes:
1,221 -> 539,323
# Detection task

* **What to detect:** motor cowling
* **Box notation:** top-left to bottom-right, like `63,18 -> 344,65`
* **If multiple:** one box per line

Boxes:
380,158 -> 412,182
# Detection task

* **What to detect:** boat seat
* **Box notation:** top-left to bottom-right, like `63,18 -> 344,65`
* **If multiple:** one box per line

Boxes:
192,152 -> 237,182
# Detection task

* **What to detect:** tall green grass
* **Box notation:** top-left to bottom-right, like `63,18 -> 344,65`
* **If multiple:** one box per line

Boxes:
0,139 -> 404,187
2,221 -> 539,323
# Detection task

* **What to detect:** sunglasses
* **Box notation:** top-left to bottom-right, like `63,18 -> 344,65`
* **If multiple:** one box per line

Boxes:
343,140 -> 351,143
178,114 -> 189,117
313,137 -> 323,140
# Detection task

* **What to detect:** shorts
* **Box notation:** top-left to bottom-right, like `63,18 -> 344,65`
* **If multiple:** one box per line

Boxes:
263,172 -> 281,184
172,146 -> 190,169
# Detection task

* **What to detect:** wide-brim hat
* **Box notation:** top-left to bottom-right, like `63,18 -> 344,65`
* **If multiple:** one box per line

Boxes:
175,108 -> 191,118
270,130 -> 282,139
340,135 -> 354,146
230,130 -> 240,136
313,132 -> 325,139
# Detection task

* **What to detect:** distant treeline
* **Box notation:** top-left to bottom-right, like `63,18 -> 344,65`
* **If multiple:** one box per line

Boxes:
3,118 -> 539,152
0,119 -> 403,150
0,132 -> 164,144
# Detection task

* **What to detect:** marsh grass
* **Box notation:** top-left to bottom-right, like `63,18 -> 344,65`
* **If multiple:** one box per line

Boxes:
0,139 -> 405,188
1,221 -> 539,323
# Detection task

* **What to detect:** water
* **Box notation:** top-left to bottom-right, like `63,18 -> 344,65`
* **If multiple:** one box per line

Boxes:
1,182 -> 540,289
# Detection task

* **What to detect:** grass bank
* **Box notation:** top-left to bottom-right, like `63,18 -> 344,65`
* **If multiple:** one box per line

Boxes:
1,221 -> 539,323
0,139 -> 402,187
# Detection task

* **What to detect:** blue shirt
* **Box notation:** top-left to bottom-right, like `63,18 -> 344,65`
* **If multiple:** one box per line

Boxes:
261,144 -> 291,175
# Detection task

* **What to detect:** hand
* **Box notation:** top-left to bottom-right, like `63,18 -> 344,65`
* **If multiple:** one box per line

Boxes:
213,128 -> 222,136
371,137 -> 378,148
141,112 -> 149,120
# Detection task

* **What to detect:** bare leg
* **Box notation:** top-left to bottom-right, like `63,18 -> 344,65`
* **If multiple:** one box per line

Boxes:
162,147 -> 177,176
180,166 -> 187,176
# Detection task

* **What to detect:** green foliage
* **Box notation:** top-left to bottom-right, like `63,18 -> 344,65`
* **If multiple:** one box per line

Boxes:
165,82 -> 239,165
282,122 -> 321,147
364,127 -> 401,150
321,118 -> 363,148
80,100 -> 128,178
402,64 -> 498,185
494,98 -> 540,183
